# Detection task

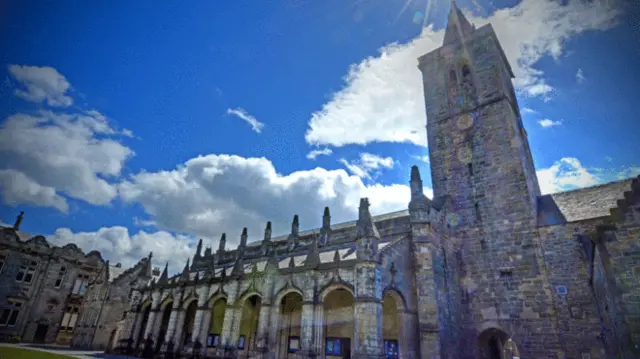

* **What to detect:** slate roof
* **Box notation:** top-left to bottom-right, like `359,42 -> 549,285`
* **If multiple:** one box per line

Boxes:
538,178 -> 634,226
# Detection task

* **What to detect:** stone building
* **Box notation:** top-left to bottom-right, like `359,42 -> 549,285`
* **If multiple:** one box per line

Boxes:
70,254 -> 160,351
0,213 -> 157,350
0,213 -> 105,345
119,2 -> 640,359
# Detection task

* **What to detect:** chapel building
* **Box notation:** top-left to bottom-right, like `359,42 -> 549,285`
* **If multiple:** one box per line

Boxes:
116,3 -> 640,359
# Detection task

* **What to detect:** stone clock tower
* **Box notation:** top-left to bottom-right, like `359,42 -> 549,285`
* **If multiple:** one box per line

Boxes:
417,1 -> 541,230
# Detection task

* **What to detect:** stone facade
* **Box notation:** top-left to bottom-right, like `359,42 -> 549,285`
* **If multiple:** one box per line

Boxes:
117,3 -> 640,359
0,214 -> 105,345
71,254 -> 159,351
0,214 -> 158,351
1,3 -> 639,359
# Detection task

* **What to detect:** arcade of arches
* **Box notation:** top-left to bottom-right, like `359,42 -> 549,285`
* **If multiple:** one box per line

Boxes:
124,286 -> 520,358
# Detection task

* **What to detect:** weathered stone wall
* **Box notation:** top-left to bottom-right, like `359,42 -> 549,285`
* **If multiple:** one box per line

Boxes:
598,179 -> 640,358
537,222 -> 608,358
0,228 -> 103,344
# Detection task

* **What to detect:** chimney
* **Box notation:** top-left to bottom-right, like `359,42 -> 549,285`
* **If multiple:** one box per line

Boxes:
13,211 -> 24,231
152,267 -> 161,276
115,263 -> 122,268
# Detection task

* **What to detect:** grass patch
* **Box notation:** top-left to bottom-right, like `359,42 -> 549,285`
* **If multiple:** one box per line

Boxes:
0,346 -> 74,359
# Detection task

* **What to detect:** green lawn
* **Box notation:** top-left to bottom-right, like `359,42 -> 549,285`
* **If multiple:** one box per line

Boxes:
0,346 -> 74,359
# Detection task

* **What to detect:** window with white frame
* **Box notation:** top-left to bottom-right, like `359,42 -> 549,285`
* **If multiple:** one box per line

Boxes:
54,266 -> 67,288
0,254 -> 6,274
72,274 -> 90,295
60,305 -> 80,332
0,300 -> 23,327
15,259 -> 38,284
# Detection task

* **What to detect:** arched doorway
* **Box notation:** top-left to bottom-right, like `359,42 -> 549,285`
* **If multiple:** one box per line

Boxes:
181,300 -> 198,346
323,288 -> 354,359
135,303 -> 152,349
478,328 -> 518,359
155,300 -> 173,353
207,298 -> 227,349
238,294 -> 262,355
382,292 -> 401,359
278,292 -> 303,358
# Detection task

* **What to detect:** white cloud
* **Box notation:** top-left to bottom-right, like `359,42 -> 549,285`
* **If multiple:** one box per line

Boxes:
304,0 -> 621,147
538,118 -> 563,128
521,107 -> 538,115
0,169 -> 69,212
339,153 -> 395,179
306,148 -> 333,160
576,68 -> 586,83
226,108 -> 265,133
0,111 -> 133,209
8,65 -> 73,107
411,154 -> 430,164
536,157 -> 601,194
48,227 -> 194,275
119,154 -> 429,247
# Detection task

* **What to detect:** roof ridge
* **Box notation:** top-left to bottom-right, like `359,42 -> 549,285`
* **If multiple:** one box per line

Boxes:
546,177 -> 634,197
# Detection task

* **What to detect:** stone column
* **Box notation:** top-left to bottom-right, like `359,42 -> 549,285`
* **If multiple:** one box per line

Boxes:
410,225 -> 444,359
198,310 -> 212,349
354,262 -> 385,359
224,306 -> 244,350
266,304 -> 281,358
162,304 -> 180,348
255,303 -> 272,353
171,309 -> 187,350
219,281 -> 240,349
313,305 -> 325,355
143,310 -> 158,342
191,285 -> 211,346
298,301 -> 318,358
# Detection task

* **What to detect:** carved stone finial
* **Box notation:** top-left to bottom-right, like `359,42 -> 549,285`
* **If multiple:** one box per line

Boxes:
218,233 -> 226,252
264,221 -> 272,242
240,228 -> 248,247
196,239 -> 203,257
288,256 -> 295,271
180,259 -> 190,281
13,211 -> 24,231
305,235 -> 320,270
158,262 -> 169,285
356,198 -> 379,239
323,207 -> 331,227
292,215 -> 299,235
356,198 -> 380,260
333,250 -> 340,264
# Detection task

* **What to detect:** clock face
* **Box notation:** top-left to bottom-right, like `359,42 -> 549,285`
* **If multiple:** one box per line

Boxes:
457,114 -> 474,130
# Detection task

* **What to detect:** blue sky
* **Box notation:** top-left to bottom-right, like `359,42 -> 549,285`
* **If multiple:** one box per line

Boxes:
0,0 -> 638,272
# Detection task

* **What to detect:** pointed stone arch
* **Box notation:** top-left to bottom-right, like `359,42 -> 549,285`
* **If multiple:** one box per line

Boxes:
181,290 -> 199,309
235,289 -> 263,307
206,291 -> 228,309
318,280 -> 354,304
477,323 -> 517,359
159,294 -> 174,311
381,287 -> 408,311
273,282 -> 303,306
